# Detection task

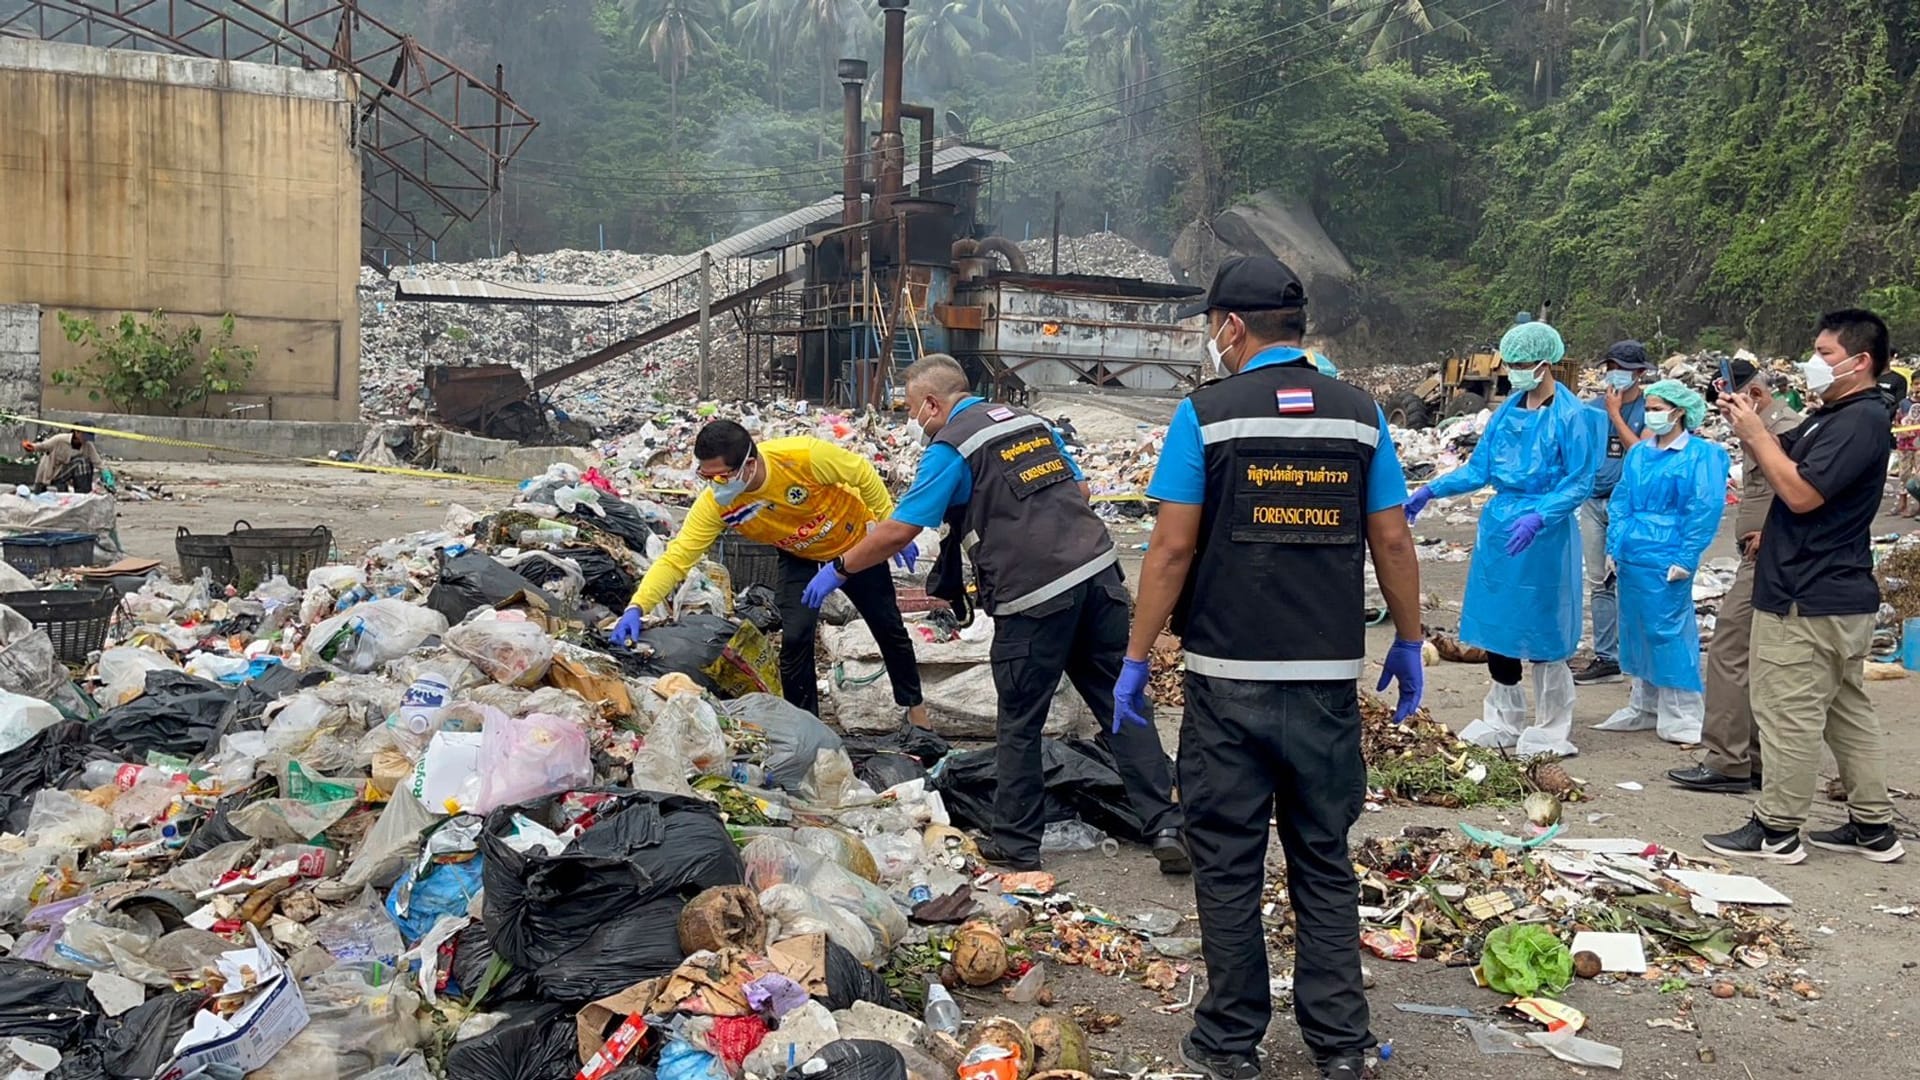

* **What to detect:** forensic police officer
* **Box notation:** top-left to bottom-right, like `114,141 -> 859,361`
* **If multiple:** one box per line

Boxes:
1115,256 -> 1425,1080
806,353 -> 1188,874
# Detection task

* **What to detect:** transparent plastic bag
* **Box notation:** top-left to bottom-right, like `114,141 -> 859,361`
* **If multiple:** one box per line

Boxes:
93,647 -> 181,709
446,613 -> 554,688
742,1001 -> 840,1078
0,688 -> 62,755
303,600 -> 448,675
800,748 -> 873,808
250,968 -> 422,1080
646,695 -> 728,776
858,832 -> 922,884
25,789 -> 113,850
476,712 -> 592,813
793,827 -> 880,884
759,884 -> 879,966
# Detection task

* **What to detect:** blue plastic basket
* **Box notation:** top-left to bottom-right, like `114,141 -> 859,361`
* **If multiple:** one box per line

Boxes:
2,531 -> 96,575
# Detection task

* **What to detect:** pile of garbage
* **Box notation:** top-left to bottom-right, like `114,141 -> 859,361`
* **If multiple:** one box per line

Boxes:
0,461 -> 1163,1080
1015,233 -> 1173,283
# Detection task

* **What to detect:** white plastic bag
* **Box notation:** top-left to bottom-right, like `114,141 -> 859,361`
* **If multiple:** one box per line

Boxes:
645,695 -> 728,776
302,600 -> 448,674
759,883 -> 879,965
0,688 -> 61,755
476,712 -> 592,812
93,647 -> 181,709
25,789 -> 114,850
446,612 -> 553,687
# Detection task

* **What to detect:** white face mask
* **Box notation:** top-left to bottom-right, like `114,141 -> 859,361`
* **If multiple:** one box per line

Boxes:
1799,351 -> 1860,395
905,401 -> 933,446
1205,320 -> 1237,377
1644,409 -> 1675,435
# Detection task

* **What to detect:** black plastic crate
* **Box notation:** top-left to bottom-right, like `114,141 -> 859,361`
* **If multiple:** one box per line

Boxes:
175,527 -> 236,589
224,520 -> 333,593
0,587 -> 118,664
712,534 -> 784,593
2,531 -> 96,575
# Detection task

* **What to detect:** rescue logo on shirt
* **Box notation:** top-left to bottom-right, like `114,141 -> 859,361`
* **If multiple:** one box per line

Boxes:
994,430 -> 1072,500
1275,388 -> 1315,414
1231,454 -> 1361,546
786,485 -> 808,505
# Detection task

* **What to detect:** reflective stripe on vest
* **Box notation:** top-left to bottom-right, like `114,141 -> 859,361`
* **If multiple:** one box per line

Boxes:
992,544 -> 1118,616
955,415 -> 1049,458
1198,416 -> 1381,447
1183,652 -> 1366,681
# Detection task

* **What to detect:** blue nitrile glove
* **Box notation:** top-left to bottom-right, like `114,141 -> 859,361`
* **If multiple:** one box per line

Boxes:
611,606 -> 644,647
1113,657 -> 1153,733
1376,638 -> 1425,724
803,562 -> 847,609
1504,511 -> 1546,555
1404,485 -> 1434,524
894,541 -> 919,572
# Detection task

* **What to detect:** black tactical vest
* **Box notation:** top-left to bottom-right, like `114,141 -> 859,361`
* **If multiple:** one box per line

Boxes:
1170,358 -> 1379,680
933,401 -> 1116,617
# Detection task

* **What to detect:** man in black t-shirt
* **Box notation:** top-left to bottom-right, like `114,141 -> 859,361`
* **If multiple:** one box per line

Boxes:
1703,309 -> 1904,865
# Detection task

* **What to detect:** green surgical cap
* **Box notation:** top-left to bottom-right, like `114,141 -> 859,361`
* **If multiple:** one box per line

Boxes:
1645,378 -> 1707,430
1499,321 -> 1566,366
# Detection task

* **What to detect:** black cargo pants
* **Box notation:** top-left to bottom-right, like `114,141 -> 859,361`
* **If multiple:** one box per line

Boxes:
776,550 -> 923,717
1180,672 -> 1374,1063
989,565 -> 1180,860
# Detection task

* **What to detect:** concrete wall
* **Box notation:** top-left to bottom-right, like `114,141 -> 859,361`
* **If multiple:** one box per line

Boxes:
32,410 -> 366,464
0,39 -> 361,422
0,305 -> 38,417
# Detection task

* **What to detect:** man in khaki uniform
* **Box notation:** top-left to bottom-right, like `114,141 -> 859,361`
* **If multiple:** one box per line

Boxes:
1669,361 -> 1801,793
1704,310 -> 1904,864
23,431 -> 101,493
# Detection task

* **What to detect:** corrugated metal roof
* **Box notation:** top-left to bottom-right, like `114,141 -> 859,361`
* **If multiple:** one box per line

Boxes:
392,144 -> 1012,307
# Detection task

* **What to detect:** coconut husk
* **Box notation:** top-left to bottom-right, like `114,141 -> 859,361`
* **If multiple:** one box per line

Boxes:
1027,1016 -> 1091,1075
953,921 -> 1010,986
677,884 -> 768,954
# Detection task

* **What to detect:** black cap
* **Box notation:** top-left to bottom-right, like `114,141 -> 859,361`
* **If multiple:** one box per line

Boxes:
1176,255 -> 1308,320
1603,340 -> 1651,370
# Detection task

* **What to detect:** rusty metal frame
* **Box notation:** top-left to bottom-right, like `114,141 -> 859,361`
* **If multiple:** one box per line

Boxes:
1,0 -> 538,256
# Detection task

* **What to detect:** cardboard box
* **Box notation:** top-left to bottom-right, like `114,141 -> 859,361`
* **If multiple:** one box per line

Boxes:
156,929 -> 309,1080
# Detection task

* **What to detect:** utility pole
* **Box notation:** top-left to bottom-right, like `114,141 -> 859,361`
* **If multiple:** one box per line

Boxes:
1051,190 -> 1063,275
698,250 -> 713,397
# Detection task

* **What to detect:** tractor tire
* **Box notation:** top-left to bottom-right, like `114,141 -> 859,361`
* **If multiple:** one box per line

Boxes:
1384,391 -> 1435,430
1443,391 -> 1488,419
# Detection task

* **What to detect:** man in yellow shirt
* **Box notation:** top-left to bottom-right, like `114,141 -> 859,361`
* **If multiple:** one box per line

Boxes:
611,419 -> 928,726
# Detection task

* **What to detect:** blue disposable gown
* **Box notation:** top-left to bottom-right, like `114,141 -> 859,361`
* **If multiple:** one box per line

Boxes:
1427,391 -> 1604,660
1605,435 -> 1730,692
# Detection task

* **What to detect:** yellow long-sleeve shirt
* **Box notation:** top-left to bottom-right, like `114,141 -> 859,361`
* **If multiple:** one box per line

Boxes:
628,436 -> 894,611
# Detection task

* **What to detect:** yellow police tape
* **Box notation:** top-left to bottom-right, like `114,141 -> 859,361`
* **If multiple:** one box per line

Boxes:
3,412 -> 522,485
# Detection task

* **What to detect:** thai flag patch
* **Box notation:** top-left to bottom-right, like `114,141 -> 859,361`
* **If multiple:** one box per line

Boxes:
1275,388 -> 1315,414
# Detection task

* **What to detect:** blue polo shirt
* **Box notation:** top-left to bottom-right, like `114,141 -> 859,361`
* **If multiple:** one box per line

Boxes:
1146,346 -> 1408,510
893,398 -> 1087,528
1586,393 -> 1647,498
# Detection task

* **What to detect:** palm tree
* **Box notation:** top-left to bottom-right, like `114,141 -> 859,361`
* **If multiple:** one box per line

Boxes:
1066,0 -> 1158,135
1600,0 -> 1694,62
906,2 -> 990,88
1327,0 -> 1469,68
968,0 -> 1029,60
732,0 -> 800,107
623,0 -> 724,148
787,0 -> 870,152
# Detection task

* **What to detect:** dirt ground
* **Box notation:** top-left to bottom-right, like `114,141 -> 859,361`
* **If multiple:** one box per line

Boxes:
104,458 -> 1920,1080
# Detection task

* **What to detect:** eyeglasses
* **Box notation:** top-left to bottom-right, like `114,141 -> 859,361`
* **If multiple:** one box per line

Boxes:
699,451 -> 755,482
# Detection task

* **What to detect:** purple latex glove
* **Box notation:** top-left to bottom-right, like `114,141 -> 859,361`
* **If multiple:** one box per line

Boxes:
1404,485 -> 1434,524
893,541 -> 919,572
1112,657 -> 1152,733
611,606 -> 644,648
802,562 -> 846,608
1504,511 -> 1546,555
1376,638 -> 1425,724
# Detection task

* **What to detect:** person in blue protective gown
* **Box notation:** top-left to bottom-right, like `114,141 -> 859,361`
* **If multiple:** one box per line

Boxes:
1404,321 -> 1605,756
1595,379 -> 1731,744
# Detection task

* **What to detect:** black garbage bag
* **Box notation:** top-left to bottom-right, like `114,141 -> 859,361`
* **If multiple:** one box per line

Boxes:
0,959 -> 96,1050
481,789 -> 744,973
525,546 -> 635,611
820,941 -> 907,1012
735,584 -> 781,634
854,752 -> 925,792
93,990 -> 209,1078
600,614 -> 737,688
228,663 -> 314,727
427,553 -> 564,626
445,1001 -> 580,1080
932,737 -> 1148,843
450,919 -> 539,1005
532,893 -> 686,1002
178,783 -> 263,858
566,496 -> 658,552
92,671 -> 233,760
783,1041 -> 907,1080
0,722 -> 113,832
841,724 -> 951,769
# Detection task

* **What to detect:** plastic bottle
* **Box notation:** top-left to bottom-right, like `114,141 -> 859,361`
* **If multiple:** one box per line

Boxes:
82,761 -> 178,791
730,762 -> 768,787
923,982 -> 962,1036
908,871 -> 933,906
518,527 -> 571,546
1006,963 -> 1046,1004
258,844 -> 341,880
80,760 -> 130,788
395,673 -> 453,737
